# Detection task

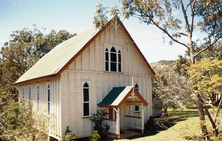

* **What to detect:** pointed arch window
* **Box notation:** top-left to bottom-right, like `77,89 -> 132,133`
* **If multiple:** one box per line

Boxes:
29,85 -> 31,100
105,47 -> 122,72
110,47 -> 117,71
22,86 -> 24,99
105,48 -> 109,71
135,84 -> 140,112
118,50 -> 121,72
83,83 -> 90,117
48,82 -> 50,115
37,83 -> 39,111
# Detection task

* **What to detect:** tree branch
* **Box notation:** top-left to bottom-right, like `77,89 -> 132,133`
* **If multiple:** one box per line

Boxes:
165,20 -> 188,37
194,34 -> 222,58
180,0 -> 191,35
149,17 -> 189,49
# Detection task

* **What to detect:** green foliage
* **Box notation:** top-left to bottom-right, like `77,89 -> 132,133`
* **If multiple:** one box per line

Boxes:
90,109 -> 110,138
187,58 -> 222,137
173,55 -> 190,76
62,126 -> 75,141
0,26 -> 75,96
0,99 -> 51,141
188,58 -> 222,99
0,99 -> 35,140
93,2 -> 108,29
90,130 -> 101,141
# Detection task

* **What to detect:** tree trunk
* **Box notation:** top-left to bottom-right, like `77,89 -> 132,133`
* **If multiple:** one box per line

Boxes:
204,106 -> 219,136
191,53 -> 210,139
195,98 -> 210,140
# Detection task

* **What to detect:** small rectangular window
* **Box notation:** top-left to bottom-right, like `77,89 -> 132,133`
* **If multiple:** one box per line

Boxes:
135,106 -> 140,112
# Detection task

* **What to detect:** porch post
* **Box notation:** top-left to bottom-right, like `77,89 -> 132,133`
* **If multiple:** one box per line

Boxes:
141,103 -> 144,134
116,108 -> 120,138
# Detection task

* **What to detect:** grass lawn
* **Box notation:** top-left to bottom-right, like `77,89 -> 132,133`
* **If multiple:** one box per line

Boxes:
77,107 -> 222,141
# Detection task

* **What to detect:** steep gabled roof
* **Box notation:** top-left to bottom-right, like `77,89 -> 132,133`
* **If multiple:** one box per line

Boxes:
15,17 -> 155,85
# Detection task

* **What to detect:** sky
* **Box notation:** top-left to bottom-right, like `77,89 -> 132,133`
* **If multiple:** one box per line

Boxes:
0,0 -> 188,63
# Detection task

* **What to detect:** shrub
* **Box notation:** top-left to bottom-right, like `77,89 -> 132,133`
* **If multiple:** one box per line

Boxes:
62,126 -> 75,141
90,109 -> 110,138
146,116 -> 155,130
90,130 -> 100,141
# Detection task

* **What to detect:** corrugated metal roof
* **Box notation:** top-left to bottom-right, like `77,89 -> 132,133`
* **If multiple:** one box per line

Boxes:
15,26 -> 100,84
98,86 -> 148,108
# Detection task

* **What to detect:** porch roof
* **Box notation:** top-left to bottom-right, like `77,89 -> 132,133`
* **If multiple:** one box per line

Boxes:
98,86 -> 148,108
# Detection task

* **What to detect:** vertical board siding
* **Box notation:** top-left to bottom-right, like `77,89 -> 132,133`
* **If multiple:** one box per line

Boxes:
17,23 -> 154,139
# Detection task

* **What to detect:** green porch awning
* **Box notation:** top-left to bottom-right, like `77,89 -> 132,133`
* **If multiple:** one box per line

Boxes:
98,86 -> 148,108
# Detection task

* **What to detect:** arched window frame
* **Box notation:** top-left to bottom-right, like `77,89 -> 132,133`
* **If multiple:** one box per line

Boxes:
29,84 -> 31,100
47,82 -> 50,115
37,83 -> 39,111
110,47 -> 117,72
118,50 -> 121,72
105,47 -> 122,72
134,83 -> 140,112
22,85 -> 24,99
105,48 -> 109,71
83,82 -> 90,117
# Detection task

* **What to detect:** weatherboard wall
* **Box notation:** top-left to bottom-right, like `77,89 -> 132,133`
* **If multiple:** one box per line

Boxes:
60,24 -> 153,137
17,78 -> 62,138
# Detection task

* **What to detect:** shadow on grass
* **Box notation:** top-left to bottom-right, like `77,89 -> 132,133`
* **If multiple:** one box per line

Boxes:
76,108 -> 201,141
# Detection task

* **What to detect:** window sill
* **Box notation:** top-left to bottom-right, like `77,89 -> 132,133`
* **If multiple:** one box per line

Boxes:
134,111 -> 140,113
104,118 -> 116,121
82,116 -> 91,119
103,71 -> 124,74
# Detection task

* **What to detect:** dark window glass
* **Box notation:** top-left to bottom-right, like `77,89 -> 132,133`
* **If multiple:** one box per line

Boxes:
111,53 -> 116,62
105,62 -> 109,71
111,63 -> 117,71
83,83 -> 89,87
83,89 -> 89,101
29,86 -> 31,100
118,54 -> 121,62
111,47 -> 116,52
118,63 -> 121,72
48,84 -> 50,115
37,86 -> 39,101
105,52 -> 109,61
83,103 -> 89,116
135,106 -> 139,111
135,84 -> 139,91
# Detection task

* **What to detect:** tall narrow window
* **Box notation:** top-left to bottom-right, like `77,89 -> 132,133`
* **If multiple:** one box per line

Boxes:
29,85 -> 31,100
105,48 -> 109,71
48,83 -> 50,115
135,84 -> 140,112
22,86 -> 24,99
83,83 -> 89,116
110,47 -> 117,71
37,83 -> 39,111
118,50 -> 121,72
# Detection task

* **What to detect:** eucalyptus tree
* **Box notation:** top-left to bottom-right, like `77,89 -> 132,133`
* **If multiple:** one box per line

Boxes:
0,27 -> 75,96
152,63 -> 191,115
